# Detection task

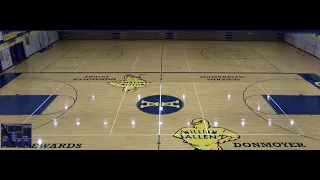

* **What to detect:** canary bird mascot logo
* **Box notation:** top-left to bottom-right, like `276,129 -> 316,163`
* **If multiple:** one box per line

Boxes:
173,118 -> 240,150
315,82 -> 320,87
108,74 -> 151,92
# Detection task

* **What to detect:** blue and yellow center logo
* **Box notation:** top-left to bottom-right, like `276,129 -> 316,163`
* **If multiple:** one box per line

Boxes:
136,95 -> 184,115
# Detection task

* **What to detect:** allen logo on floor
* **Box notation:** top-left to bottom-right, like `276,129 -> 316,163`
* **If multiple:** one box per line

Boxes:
173,118 -> 240,150
137,95 -> 184,115
108,74 -> 151,92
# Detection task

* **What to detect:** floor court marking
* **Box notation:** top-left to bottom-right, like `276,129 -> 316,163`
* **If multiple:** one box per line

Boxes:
40,45 -> 76,72
52,47 -> 122,69
68,82 -> 256,85
201,47 -> 282,71
109,52 -> 141,135
73,51 -> 97,72
233,56 -> 305,134
131,52 -> 140,72
69,49 -> 110,51
7,80 -> 262,87
30,133 -> 303,137
22,83 -> 64,124
11,76 -> 79,130
244,43 -> 282,73
257,83 -> 304,134
158,42 -> 164,150
15,72 -> 302,74
184,52 -> 208,133
158,82 -> 162,136
62,57 -> 110,59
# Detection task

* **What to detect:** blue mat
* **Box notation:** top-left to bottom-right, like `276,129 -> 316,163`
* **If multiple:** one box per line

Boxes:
262,95 -> 320,115
298,74 -> 320,90
0,73 -> 22,88
0,95 -> 57,115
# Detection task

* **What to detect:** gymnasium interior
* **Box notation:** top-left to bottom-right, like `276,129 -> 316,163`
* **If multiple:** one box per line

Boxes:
0,31 -> 319,150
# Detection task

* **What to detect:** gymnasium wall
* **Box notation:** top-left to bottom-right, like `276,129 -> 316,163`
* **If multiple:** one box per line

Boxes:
59,31 -> 284,41
284,33 -> 320,59
0,31 -> 60,72
23,31 -> 60,57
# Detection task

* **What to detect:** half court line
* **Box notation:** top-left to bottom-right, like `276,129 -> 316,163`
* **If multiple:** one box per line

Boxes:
158,83 -> 162,136
232,56 -> 304,134
109,52 -> 141,135
157,41 -> 164,150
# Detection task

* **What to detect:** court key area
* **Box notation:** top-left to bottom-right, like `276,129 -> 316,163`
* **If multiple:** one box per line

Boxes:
1,40 -> 320,150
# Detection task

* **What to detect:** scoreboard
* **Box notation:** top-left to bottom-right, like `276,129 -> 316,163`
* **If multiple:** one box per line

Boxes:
1,124 -> 32,148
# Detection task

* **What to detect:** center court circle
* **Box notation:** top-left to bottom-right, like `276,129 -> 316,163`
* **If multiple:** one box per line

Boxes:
136,95 -> 184,115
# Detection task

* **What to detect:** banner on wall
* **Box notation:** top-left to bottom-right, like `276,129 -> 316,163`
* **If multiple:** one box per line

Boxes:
0,31 -> 39,51
0,31 -> 30,43
2,31 -> 18,42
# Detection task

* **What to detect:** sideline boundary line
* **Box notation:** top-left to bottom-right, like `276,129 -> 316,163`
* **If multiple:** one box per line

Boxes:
9,72 -> 308,74
29,133 -> 304,137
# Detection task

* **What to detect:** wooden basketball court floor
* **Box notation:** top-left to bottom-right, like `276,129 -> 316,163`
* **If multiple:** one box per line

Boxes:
1,40 -> 320,150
